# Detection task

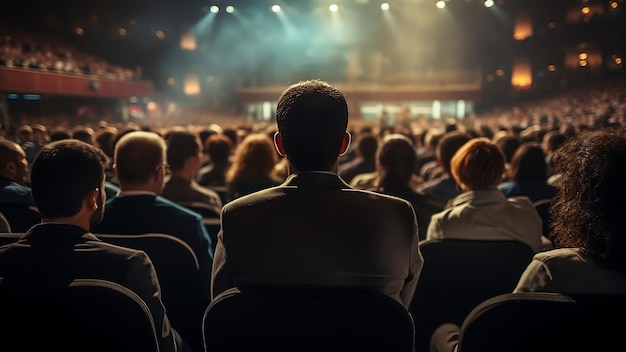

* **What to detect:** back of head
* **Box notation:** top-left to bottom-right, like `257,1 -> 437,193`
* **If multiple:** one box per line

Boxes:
543,131 -> 567,153
551,127 -> 626,272
493,134 -> 521,164
165,131 -> 202,171
378,134 -> 416,189
451,138 -> 505,191
114,131 -> 166,186
276,80 -> 348,171
205,134 -> 233,164
509,142 -> 547,183
227,133 -> 277,182
438,131 -> 471,174
72,127 -> 97,146
358,135 -> 379,159
30,140 -> 107,218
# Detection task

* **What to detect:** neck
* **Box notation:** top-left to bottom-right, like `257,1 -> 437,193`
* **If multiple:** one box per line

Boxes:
119,183 -> 162,195
170,170 -> 192,181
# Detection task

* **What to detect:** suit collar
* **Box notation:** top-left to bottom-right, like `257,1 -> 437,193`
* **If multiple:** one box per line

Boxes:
19,223 -> 101,245
282,172 -> 352,190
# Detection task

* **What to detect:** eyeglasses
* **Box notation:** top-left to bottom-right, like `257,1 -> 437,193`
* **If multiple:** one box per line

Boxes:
154,162 -> 171,175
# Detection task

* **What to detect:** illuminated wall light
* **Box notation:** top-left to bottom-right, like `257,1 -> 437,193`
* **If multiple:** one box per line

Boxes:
581,6 -> 591,15
616,57 -> 623,65
484,0 -> 495,8
512,57 -> 532,88
75,27 -> 84,35
271,5 -> 281,13
496,69 -> 504,77
436,1 -> 446,9
118,27 -> 127,36
579,60 -> 588,67
485,74 -> 494,82
155,30 -> 165,40
226,6 -> 235,13
548,64 -> 556,72
329,4 -> 339,12
610,1 -> 619,9
184,75 -> 201,96
180,33 -> 197,51
381,3 -> 390,10
579,52 -> 588,60
210,6 -> 219,13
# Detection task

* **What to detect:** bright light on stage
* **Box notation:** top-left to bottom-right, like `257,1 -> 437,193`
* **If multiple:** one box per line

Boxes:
226,6 -> 235,13
381,3 -> 390,11
210,6 -> 219,13
484,0 -> 495,8
329,4 -> 339,12
436,1 -> 446,9
271,5 -> 281,13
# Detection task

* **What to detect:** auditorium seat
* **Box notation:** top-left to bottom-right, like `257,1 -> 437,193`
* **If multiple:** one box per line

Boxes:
457,292 -> 626,352
0,232 -> 22,246
203,286 -> 416,352
0,203 -> 41,232
409,239 -> 535,352
176,201 -> 221,252
96,233 -> 207,352
0,278 -> 160,352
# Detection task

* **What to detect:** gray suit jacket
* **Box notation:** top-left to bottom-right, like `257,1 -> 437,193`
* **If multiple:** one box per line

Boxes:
211,171 -> 423,308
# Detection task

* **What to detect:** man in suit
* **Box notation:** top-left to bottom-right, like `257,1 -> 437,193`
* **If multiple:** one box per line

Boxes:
0,140 -> 178,352
211,79 -> 423,308
92,130 -> 213,352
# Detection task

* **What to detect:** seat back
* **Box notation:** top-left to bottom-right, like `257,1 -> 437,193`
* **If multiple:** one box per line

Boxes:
96,233 -> 206,350
0,232 -> 22,246
176,201 -> 220,251
458,292 -> 626,352
203,287 -> 415,352
0,203 -> 41,232
410,239 -> 534,352
0,278 -> 160,352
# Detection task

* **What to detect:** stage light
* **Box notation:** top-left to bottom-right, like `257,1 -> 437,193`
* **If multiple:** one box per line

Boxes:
548,65 -> 556,72
616,57 -> 623,65
381,3 -> 390,10
610,1 -> 619,9
579,52 -> 588,60
226,6 -> 235,13
581,6 -> 590,15
75,27 -> 84,35
579,60 -> 588,67
272,5 -> 281,13
210,6 -> 219,13
436,1 -> 446,9
484,0 -> 494,8
155,30 -> 165,39
329,4 -> 339,12
118,27 -> 127,36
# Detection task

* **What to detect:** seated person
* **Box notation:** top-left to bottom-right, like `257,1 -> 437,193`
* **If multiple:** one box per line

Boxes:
0,140 -> 179,352
427,137 -> 543,253
161,130 -> 222,215
212,80 -> 423,308
92,131 -> 213,352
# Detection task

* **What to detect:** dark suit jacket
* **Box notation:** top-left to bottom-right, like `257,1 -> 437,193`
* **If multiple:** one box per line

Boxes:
0,223 -> 176,352
212,172 -> 423,308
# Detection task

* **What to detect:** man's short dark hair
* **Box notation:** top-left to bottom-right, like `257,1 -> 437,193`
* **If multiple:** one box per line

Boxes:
205,134 -> 232,164
438,131 -> 471,174
165,131 -> 201,171
276,79 -> 348,171
30,140 -> 107,218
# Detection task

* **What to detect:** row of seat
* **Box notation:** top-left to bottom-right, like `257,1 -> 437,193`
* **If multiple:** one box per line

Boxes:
2,232 -> 625,351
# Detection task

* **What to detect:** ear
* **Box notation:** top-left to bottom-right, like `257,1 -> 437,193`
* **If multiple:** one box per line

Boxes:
85,188 -> 100,211
5,161 -> 16,175
339,131 -> 351,156
274,131 -> 286,157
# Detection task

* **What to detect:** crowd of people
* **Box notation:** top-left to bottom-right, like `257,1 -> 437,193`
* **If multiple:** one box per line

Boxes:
0,25 -> 139,80
1,78 -> 626,351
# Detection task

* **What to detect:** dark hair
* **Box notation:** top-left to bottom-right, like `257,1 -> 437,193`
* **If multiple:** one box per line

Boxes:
508,142 -> 547,183
276,80 -> 348,171
551,127 -> 626,273
205,134 -> 233,164
494,134 -> 521,164
30,140 -> 107,218
438,131 -> 471,174
165,131 -> 201,171
357,135 -> 378,159
377,134 -> 416,190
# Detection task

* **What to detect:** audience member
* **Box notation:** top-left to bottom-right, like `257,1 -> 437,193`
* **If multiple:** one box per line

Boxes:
427,138 -> 543,252
211,80 -> 423,308
224,133 -> 282,201
0,140 -> 33,205
541,130 -> 567,178
338,133 -> 378,184
418,131 -> 471,208
356,133 -> 443,240
499,142 -> 558,239
161,130 -> 222,214
91,131 -> 212,351
196,134 -> 233,189
0,139 -> 179,352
